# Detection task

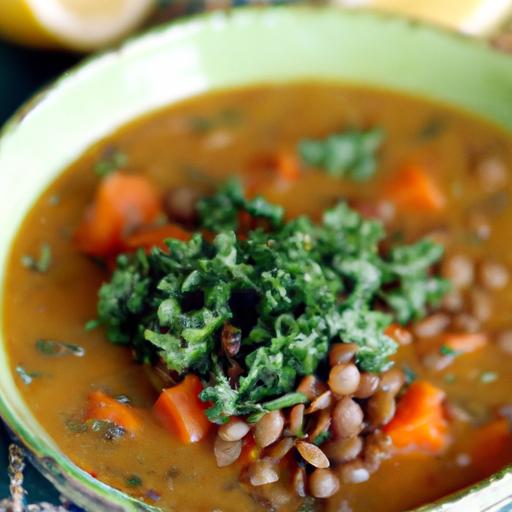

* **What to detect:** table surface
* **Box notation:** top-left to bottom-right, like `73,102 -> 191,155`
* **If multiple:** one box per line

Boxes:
0,39 -> 77,504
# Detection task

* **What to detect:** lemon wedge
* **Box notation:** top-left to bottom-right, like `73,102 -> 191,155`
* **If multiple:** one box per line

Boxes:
337,0 -> 512,36
0,0 -> 155,51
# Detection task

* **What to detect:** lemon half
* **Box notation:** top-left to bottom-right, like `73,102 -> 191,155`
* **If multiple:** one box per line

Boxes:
0,0 -> 155,51
337,0 -> 512,36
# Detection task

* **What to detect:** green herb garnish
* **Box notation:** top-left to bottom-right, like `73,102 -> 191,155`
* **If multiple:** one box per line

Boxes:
439,345 -> 458,356
126,474 -> 143,487
402,365 -> 417,385
94,147 -> 128,177
65,419 -> 88,434
417,117 -> 447,141
298,128 -> 384,181
21,243 -> 52,273
298,497 -> 318,512
84,319 -> 100,332
35,339 -> 85,357
188,108 -> 241,134
312,430 -> 331,446
16,366 -> 42,385
96,180 -> 447,423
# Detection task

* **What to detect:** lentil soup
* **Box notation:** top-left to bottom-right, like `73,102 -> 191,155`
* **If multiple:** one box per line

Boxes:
4,84 -> 512,512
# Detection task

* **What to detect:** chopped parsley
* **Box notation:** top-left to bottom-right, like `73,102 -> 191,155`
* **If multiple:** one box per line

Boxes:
84,319 -> 100,332
35,339 -> 85,357
439,345 -> 458,356
94,147 -> 128,178
298,128 -> 384,181
21,243 -> 52,273
126,474 -> 143,487
312,430 -> 332,446
16,366 -> 42,385
187,108 -> 241,134
402,365 -> 417,385
96,180 -> 448,423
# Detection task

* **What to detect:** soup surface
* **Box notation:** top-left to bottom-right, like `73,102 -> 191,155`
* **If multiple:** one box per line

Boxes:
4,84 -> 512,512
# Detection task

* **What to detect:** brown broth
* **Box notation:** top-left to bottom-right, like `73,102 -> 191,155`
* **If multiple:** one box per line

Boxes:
3,83 -> 512,512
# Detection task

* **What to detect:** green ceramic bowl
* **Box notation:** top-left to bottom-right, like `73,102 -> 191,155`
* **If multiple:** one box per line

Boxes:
1,6 -> 512,511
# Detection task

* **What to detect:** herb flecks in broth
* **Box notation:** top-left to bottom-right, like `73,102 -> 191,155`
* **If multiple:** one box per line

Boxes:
21,243 -> 52,273
94,146 -> 128,178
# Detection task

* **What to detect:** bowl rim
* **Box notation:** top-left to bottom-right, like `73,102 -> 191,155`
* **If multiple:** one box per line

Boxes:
0,5 -> 511,511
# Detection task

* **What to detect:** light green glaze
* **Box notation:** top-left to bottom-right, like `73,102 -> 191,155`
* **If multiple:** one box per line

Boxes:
0,6 -> 511,511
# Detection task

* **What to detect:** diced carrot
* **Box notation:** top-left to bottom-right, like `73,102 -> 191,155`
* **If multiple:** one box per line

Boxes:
440,333 -> 488,354
85,390 -> 140,434
384,164 -> 446,212
471,418 -> 512,476
124,224 -> 191,252
385,323 -> 413,346
383,380 -> 449,454
153,374 -> 211,444
275,151 -> 301,183
237,433 -> 260,467
75,172 -> 162,257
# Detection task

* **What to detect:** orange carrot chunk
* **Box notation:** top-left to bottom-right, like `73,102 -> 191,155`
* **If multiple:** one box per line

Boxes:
384,164 -> 446,212
124,224 -> 191,252
275,151 -> 301,183
385,323 -> 413,346
85,390 -> 140,434
153,374 -> 211,444
440,333 -> 488,354
237,433 -> 261,467
383,380 -> 449,454
471,418 -> 512,476
75,172 -> 162,257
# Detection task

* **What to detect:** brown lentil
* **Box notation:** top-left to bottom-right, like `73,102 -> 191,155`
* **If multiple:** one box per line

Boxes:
309,469 -> 340,498
297,375 -> 327,401
309,409 -> 332,442
363,432 -> 392,472
354,373 -> 380,399
328,363 -> 361,396
452,312 -> 481,333
288,404 -> 305,436
442,254 -> 475,289
367,391 -> 396,427
475,156 -> 508,193
268,437 -> 295,462
340,459 -> 370,484
442,290 -> 465,313
218,418 -> 250,442
306,390 -> 333,414
333,397 -> 364,438
478,261 -> 510,290
378,368 -> 404,396
292,466 -> 307,498
255,410 -> 284,448
497,330 -> 512,356
296,441 -> 330,468
247,459 -> 279,486
323,436 -> 363,464
469,287 -> 492,322
413,313 -> 451,338
329,343 -> 358,366
214,436 -> 242,467
163,186 -> 199,224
